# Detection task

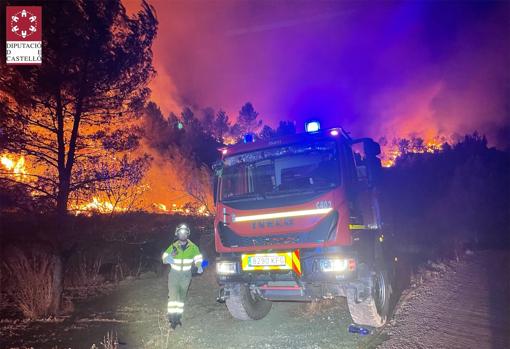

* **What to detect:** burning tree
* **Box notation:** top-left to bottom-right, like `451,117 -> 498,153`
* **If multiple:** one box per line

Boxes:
0,0 -> 157,217
69,154 -> 151,215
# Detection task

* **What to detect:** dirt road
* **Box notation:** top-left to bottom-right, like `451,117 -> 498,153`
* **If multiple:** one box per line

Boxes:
2,250 -> 508,349
1,268 -> 373,349
380,250 -> 510,349
78,270 -> 375,349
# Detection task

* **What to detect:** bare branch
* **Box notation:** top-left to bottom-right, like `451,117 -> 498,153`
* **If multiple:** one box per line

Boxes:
0,177 -> 56,199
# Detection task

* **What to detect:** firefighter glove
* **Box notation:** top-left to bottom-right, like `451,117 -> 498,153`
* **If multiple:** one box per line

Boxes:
162,254 -> 174,265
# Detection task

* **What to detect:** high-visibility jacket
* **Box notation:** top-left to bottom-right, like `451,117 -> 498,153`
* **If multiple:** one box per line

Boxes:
162,240 -> 203,272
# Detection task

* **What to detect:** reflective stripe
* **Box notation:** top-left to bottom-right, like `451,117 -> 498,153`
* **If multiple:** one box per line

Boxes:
170,264 -> 192,271
233,208 -> 332,222
162,252 -> 169,261
167,300 -> 184,314
174,258 -> 194,263
193,254 -> 203,261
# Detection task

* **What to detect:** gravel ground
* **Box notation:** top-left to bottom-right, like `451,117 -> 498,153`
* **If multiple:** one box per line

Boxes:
379,250 -> 510,349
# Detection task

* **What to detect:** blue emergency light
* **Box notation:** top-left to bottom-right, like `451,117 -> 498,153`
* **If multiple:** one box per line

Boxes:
305,120 -> 321,133
243,133 -> 255,143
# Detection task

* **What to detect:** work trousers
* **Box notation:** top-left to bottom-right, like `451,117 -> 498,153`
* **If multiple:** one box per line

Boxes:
167,269 -> 192,320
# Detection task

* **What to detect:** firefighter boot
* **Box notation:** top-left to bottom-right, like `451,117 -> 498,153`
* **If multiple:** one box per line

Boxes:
169,314 -> 182,329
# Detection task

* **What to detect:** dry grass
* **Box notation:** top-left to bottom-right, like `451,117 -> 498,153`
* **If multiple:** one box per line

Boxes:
2,246 -> 59,319
64,251 -> 104,287
90,331 -> 119,349
141,312 -> 171,349
100,331 -> 119,349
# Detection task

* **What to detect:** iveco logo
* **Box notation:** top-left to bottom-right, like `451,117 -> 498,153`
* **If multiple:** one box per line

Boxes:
251,218 -> 293,229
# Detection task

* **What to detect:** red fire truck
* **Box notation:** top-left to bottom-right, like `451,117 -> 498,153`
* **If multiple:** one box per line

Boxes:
213,121 -> 392,327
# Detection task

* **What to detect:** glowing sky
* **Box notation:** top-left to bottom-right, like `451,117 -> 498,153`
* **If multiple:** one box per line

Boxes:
126,0 -> 509,147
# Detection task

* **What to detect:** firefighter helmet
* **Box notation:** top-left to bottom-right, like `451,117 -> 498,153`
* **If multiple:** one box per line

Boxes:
175,223 -> 190,238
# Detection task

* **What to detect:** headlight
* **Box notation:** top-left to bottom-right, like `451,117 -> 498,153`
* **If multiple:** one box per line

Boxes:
319,258 -> 355,273
216,261 -> 237,274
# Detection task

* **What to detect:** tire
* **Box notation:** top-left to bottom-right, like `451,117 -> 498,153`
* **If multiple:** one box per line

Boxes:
225,284 -> 272,320
347,268 -> 391,328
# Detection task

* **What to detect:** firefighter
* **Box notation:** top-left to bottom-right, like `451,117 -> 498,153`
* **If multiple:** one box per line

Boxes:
162,223 -> 203,329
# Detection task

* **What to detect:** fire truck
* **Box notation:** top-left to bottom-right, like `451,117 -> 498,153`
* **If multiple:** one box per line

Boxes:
213,121 -> 392,327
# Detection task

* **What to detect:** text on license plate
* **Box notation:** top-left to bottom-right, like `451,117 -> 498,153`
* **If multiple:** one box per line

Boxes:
241,252 -> 293,271
248,255 -> 285,266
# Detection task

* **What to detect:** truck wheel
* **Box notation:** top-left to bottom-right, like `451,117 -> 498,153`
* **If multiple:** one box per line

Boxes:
347,268 -> 391,328
226,284 -> 272,320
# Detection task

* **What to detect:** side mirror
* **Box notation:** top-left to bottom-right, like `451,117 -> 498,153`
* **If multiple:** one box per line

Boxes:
363,139 -> 381,157
212,161 -> 223,204
212,160 -> 223,176
363,139 -> 382,186
213,176 -> 219,204
351,138 -> 382,188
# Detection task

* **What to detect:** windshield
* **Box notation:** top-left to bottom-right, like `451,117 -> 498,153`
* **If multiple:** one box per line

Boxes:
220,141 -> 340,201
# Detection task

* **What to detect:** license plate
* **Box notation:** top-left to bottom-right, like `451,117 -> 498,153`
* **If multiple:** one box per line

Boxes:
241,252 -> 293,271
248,255 -> 286,266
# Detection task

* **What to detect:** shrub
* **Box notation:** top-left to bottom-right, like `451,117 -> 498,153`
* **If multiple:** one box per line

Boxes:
2,245 -> 60,319
64,251 -> 104,288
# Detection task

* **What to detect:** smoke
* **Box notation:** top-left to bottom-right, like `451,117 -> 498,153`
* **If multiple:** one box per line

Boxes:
363,2 -> 510,147
125,0 -> 509,145
125,1 -> 510,209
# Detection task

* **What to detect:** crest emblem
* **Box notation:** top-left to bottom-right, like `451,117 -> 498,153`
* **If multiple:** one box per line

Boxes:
10,9 -> 38,39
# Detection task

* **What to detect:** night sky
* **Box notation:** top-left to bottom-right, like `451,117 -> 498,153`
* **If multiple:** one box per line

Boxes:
127,0 -> 509,147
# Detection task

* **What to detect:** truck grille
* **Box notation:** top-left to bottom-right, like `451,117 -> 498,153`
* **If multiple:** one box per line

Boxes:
218,211 -> 338,248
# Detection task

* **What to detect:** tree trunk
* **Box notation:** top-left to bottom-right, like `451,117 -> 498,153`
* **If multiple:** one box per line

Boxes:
56,175 -> 70,219
49,253 -> 63,315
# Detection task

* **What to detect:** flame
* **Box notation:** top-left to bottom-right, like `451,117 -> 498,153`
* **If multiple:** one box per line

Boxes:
0,151 -> 202,216
381,139 -> 445,167
197,205 -> 209,216
154,202 -> 168,212
223,136 -> 238,145
70,197 -> 128,216
1,153 -> 28,180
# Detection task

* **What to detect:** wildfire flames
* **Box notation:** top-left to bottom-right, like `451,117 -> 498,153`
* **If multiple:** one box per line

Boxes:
380,139 -> 445,167
1,152 -> 210,215
1,154 -> 27,180
70,197 -> 128,216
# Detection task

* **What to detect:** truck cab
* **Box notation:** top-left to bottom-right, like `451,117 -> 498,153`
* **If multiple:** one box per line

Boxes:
213,121 -> 392,327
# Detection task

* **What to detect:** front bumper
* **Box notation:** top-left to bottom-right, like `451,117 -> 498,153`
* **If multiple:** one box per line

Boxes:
216,247 -> 368,302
